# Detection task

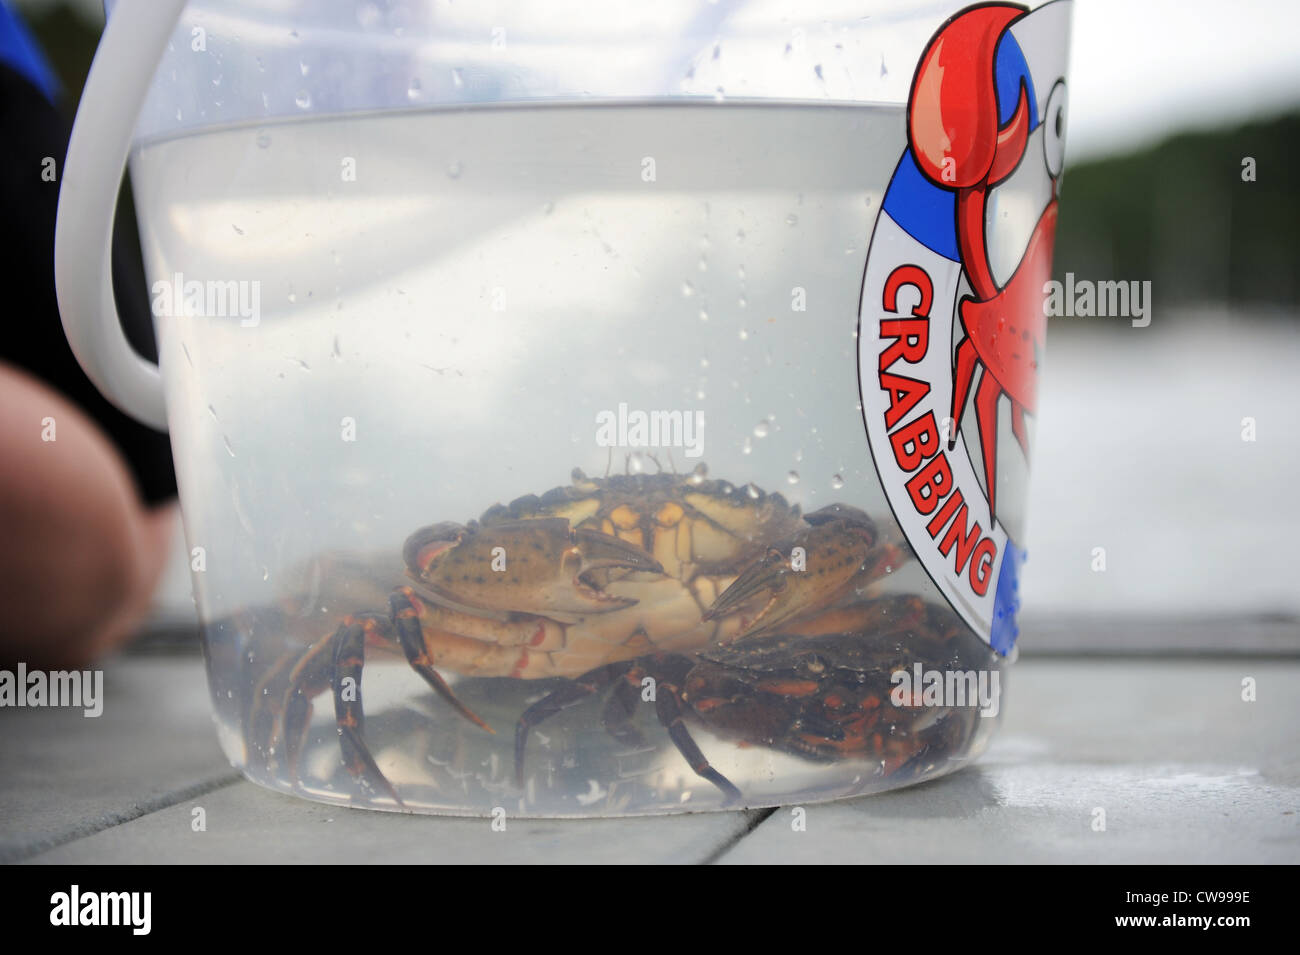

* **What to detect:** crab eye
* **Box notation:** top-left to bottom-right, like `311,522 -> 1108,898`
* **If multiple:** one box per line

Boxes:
1042,79 -> 1067,179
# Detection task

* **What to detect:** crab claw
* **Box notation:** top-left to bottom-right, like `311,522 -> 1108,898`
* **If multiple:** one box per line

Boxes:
403,517 -> 663,617
704,510 -> 907,641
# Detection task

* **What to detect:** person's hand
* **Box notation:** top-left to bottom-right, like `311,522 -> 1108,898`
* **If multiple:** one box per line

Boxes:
0,360 -> 174,668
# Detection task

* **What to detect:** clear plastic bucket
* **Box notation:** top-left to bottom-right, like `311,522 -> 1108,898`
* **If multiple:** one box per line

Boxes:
56,0 -> 1072,815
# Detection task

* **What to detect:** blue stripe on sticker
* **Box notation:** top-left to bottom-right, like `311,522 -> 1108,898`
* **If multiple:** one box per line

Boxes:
994,30 -> 1038,132
990,539 -> 1025,655
880,149 -> 960,262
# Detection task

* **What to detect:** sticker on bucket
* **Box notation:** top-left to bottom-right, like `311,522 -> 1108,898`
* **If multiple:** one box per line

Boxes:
857,1 -> 1071,654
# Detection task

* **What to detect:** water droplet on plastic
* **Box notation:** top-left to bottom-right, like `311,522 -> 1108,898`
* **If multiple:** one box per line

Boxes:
787,471 -> 800,485
299,60 -> 310,76
746,484 -> 761,499
690,462 -> 709,484
699,357 -> 710,369
287,291 -> 297,304
753,419 -> 769,438
738,294 -> 748,308
222,435 -> 236,458
813,64 -> 824,81
681,281 -> 695,297
447,159 -> 463,178
786,213 -> 799,226
738,328 -> 749,341
294,90 -> 312,109
742,437 -> 753,455
714,86 -> 726,101
831,474 -> 845,489
697,256 -> 708,272
407,78 -> 422,101
542,201 -> 554,215
255,130 -> 271,148
451,68 -> 464,88
698,309 -> 709,322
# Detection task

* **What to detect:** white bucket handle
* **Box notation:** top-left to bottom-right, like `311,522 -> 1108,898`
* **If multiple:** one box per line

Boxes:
54,0 -> 187,431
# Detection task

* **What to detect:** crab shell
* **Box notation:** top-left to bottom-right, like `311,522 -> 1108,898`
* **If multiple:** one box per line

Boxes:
682,597 -> 994,765
395,470 -> 900,679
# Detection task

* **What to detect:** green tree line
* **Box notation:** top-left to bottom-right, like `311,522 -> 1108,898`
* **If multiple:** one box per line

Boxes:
1054,112 -> 1300,307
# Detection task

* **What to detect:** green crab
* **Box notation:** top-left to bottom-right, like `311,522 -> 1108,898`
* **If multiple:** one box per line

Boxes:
254,468 -> 915,804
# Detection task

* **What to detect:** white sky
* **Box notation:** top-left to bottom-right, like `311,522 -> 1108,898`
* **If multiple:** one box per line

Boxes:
19,0 -> 1300,159
1067,0 -> 1300,158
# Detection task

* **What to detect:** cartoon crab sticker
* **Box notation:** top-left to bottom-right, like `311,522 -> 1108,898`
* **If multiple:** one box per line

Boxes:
858,1 -> 1071,653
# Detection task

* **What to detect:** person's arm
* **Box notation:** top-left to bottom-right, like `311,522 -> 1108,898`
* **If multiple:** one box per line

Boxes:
0,360 -> 173,668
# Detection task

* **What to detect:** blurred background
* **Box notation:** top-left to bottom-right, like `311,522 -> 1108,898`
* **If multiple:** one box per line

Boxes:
11,0 -> 1300,648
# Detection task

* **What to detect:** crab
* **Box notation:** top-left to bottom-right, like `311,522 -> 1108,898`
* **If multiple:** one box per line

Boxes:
514,596 -> 992,803
251,467 -> 910,804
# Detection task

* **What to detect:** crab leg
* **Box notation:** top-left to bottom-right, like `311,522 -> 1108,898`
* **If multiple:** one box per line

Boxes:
389,589 -> 494,732
245,644 -> 303,768
270,589 -> 502,803
650,668 -> 743,805
331,617 -> 402,804
515,655 -> 743,803
278,626 -> 357,783
514,660 -> 637,786
322,591 -> 502,803
601,676 -> 647,751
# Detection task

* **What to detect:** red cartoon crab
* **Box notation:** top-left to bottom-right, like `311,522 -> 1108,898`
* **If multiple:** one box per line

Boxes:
907,3 -> 1060,522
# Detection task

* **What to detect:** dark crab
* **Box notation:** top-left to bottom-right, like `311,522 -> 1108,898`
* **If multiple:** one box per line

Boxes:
515,596 -> 996,804
249,468 -> 908,804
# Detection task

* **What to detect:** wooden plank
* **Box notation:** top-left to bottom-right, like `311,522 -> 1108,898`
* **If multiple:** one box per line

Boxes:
0,657 -> 231,862
716,660 -> 1300,863
27,779 -> 758,864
